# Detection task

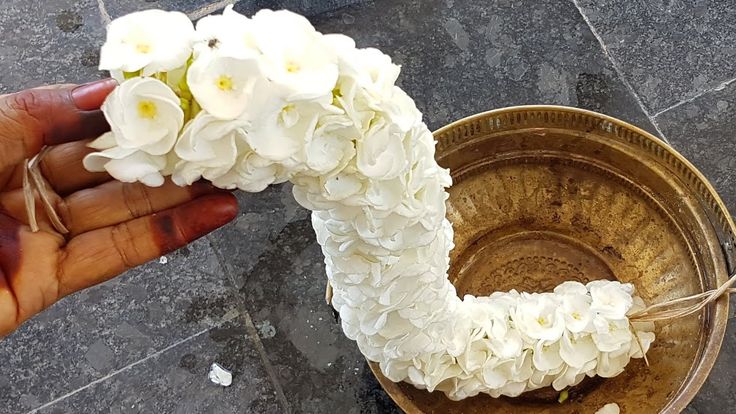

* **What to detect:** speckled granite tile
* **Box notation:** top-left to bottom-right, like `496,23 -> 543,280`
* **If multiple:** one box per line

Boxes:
653,73 -> 736,413
208,185 -> 400,414
686,319 -> 736,413
0,0 -> 106,93
575,0 -> 736,115
105,0 -> 215,17
35,320 -> 281,414
304,0 -> 658,136
236,0 -> 366,16
107,0 -> 365,18
0,238 -> 241,413
655,81 -> 736,218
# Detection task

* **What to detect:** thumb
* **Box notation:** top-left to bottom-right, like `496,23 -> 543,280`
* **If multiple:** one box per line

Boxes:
0,79 -> 117,166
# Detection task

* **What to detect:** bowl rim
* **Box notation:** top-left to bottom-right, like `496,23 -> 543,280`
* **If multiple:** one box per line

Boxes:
369,105 -> 735,414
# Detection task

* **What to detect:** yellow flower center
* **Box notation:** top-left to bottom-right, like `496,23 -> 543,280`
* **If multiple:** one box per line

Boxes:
286,61 -> 300,73
571,312 -> 582,320
537,317 -> 547,326
215,75 -> 234,91
137,100 -> 158,119
136,43 -> 152,54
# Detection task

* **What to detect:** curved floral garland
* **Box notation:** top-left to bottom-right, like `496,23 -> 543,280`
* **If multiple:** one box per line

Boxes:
85,7 -> 656,400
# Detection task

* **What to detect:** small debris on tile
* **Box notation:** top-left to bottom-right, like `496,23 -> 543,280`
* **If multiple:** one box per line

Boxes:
208,363 -> 233,387
158,256 -> 168,264
255,320 -> 276,339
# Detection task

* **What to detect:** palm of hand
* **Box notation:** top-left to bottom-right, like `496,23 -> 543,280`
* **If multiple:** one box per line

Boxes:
0,82 -> 237,337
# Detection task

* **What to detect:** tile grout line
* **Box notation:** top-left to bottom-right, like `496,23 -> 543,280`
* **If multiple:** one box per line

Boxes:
206,235 -> 292,414
651,75 -> 736,119
24,321 -> 231,414
571,0 -> 671,144
188,0 -> 240,20
96,0 -> 112,24
241,311 -> 292,414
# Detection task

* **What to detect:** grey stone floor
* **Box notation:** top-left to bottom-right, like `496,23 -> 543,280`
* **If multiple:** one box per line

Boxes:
0,0 -> 734,413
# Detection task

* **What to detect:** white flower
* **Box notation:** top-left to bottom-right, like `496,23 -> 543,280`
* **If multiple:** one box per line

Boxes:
551,364 -> 587,391
228,149 -> 284,192
559,293 -> 593,333
597,349 -> 630,378
356,120 -> 408,180
592,317 -> 632,352
559,332 -> 598,368
251,9 -> 338,100
488,327 -> 523,360
244,92 -> 332,161
364,178 -> 405,211
327,37 -> 400,101
323,172 -> 364,200
187,51 -> 262,120
629,330 -> 656,358
532,340 -> 563,371
84,133 -> 168,187
554,281 -> 588,296
513,294 -> 565,341
497,349 -> 534,383
172,112 -> 248,184
302,113 -> 356,175
528,369 -> 554,389
192,5 -> 256,58
588,280 -> 634,319
482,358 -> 511,389
383,87 -> 422,132
102,77 -> 184,156
99,9 -> 194,75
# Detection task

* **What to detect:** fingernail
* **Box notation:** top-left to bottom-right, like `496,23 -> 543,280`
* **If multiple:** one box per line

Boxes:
71,78 -> 118,111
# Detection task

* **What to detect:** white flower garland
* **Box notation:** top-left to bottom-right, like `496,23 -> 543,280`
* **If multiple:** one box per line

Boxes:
86,7 -> 656,400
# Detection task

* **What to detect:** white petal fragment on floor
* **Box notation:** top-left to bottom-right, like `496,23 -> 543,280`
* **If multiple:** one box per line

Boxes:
208,362 -> 233,387
595,403 -> 621,414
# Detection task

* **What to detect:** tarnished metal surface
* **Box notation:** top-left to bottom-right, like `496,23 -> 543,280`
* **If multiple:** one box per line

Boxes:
370,106 -> 736,414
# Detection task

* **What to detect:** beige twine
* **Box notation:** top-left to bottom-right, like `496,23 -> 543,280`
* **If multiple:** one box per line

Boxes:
628,270 -> 736,367
22,149 -> 69,235
628,271 -> 736,323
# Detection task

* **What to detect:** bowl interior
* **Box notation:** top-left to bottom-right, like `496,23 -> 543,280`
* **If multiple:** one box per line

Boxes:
370,107 -> 733,414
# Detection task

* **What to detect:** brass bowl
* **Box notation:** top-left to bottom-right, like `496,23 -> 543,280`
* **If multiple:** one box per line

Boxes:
369,106 -> 736,413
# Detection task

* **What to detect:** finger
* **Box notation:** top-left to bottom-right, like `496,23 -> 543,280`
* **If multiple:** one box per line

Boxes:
41,141 -> 112,194
0,183 -> 63,233
0,268 -> 18,336
0,79 -> 116,172
58,193 -> 238,296
3,140 -> 111,195
63,180 -> 220,236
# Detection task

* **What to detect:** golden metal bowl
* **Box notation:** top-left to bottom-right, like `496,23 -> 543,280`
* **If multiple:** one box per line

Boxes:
369,106 -> 736,413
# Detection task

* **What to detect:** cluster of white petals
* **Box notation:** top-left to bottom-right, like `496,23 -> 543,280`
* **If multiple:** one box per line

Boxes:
88,7 -> 655,400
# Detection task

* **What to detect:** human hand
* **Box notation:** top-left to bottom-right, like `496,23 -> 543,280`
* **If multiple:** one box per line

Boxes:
0,80 -> 238,337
